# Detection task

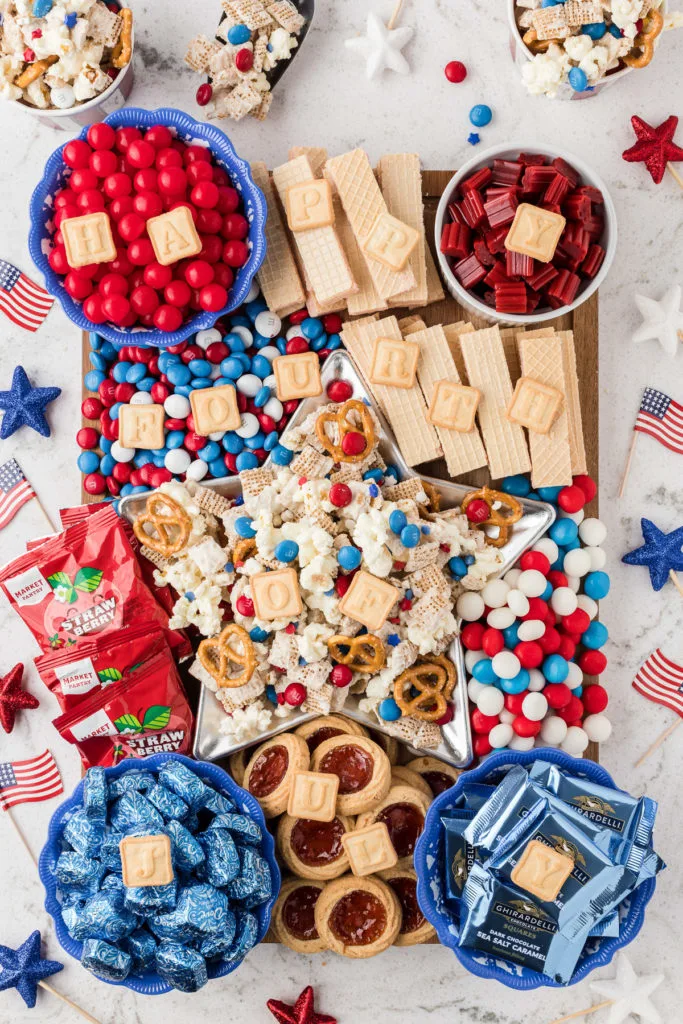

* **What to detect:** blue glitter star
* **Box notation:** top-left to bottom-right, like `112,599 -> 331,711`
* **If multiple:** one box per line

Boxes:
0,366 -> 61,440
0,931 -> 63,1008
467,132 -> 481,146
622,518 -> 683,592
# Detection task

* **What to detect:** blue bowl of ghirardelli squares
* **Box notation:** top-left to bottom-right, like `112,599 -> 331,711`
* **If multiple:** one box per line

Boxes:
414,749 -> 663,989
39,753 -> 280,995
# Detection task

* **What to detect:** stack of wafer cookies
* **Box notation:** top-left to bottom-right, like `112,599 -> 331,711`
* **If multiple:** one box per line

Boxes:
253,148 -> 444,318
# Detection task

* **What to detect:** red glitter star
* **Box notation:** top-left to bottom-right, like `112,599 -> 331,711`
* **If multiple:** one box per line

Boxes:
267,986 -> 337,1024
622,115 -> 683,184
0,664 -> 38,734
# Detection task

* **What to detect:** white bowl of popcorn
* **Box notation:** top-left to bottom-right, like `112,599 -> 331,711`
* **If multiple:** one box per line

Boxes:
509,0 -> 668,100
1,0 -> 135,129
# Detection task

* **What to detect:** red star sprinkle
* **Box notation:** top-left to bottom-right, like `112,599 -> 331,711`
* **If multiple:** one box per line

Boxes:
0,664 -> 38,734
267,986 -> 337,1024
622,114 -> 683,184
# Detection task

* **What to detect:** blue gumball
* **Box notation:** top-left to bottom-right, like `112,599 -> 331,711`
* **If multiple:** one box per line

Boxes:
584,571 -> 610,600
582,621 -> 608,649
503,622 -> 520,648
500,669 -> 530,694
472,659 -> 498,685
543,654 -> 569,683
549,518 -> 578,546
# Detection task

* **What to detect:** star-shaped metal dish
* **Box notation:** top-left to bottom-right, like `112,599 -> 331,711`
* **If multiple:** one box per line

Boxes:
0,365 -> 61,440
589,952 -> 664,1024
0,930 -> 63,1008
345,12 -> 413,79
632,284 -> 683,357
622,114 -> 683,185
622,517 -> 683,591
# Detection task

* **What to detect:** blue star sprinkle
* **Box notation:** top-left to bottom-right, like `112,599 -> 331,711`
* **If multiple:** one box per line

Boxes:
467,132 -> 481,146
622,518 -> 683,592
0,931 -> 63,1008
0,366 -> 61,440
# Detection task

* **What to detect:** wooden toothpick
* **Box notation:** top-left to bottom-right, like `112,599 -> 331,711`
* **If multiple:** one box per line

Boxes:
5,808 -> 38,868
669,569 -> 683,598
667,163 -> 683,192
618,432 -> 638,497
547,1000 -> 614,1024
388,0 -> 404,30
634,716 -> 682,767
38,981 -> 103,1024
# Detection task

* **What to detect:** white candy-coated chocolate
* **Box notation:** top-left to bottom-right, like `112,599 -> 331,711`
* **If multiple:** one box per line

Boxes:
235,412 -> 260,438
503,568 -> 522,588
509,734 -> 535,752
584,546 -> 607,571
465,649 -> 487,672
258,346 -> 281,363
231,325 -> 253,346
195,328 -> 222,349
186,459 -> 209,482
254,311 -> 282,339
165,448 -> 192,474
499,709 -> 516,725
566,662 -> 584,689
111,441 -> 135,463
518,619 -> 545,642
245,280 -> 260,304
522,692 -> 548,721
129,391 -> 154,405
517,569 -> 547,598
236,373 -> 261,397
263,396 -> 283,420
551,586 -> 578,616
457,592 -> 486,621
164,394 -> 191,419
492,650 -> 520,680
559,508 -> 584,525
468,678 -> 486,702
566,575 -> 581,593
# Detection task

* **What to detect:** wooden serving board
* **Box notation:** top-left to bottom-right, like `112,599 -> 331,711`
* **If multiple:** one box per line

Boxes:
79,170 -> 599,761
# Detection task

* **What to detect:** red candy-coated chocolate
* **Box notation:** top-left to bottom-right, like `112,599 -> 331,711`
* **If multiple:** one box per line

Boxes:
557,484 -> 586,513
482,628 -> 504,657
556,695 -> 584,723
579,650 -> 607,675
544,683 -> 572,710
557,636 -> 576,662
461,622 -> 485,650
537,626 -> 561,655
323,314 -> 343,334
235,48 -> 254,72
330,664 -> 353,688
465,498 -> 490,524
327,379 -> 353,403
84,473 -> 106,495
77,427 -> 99,449
329,483 -> 352,508
196,83 -> 213,106
286,338 -> 309,354
341,431 -> 366,457
444,60 -> 467,83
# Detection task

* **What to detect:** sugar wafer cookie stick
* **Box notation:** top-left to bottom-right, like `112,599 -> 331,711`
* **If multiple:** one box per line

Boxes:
517,333 -> 573,487
423,240 -> 445,306
250,162 -> 306,316
557,329 -> 587,475
443,322 -> 474,385
325,149 -> 416,301
341,316 -> 442,466
410,324 -> 488,477
377,153 -> 429,307
288,146 -> 328,178
500,328 -> 522,384
398,315 -> 426,336
335,196 -> 388,316
272,155 -> 357,305
459,327 -> 531,479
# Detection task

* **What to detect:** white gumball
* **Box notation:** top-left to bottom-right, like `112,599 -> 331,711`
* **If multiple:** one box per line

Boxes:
487,607 -> 516,630
185,459 -> 208,482
561,726 -> 590,755
576,595 -> 598,621
477,688 -> 504,717
195,328 -> 222,349
527,668 -> 546,692
566,575 -> 581,593
533,538 -> 559,564
262,396 -> 283,421
559,508 -> 584,525
457,592 -> 485,621
489,723 -> 513,749
503,568 -> 522,588
499,709 -> 516,725
164,448 -> 191,474
578,517 -> 607,546
236,374 -> 261,397
583,714 -> 612,743
231,325 -> 253,346
522,692 -> 548,721
563,548 -> 592,577
111,441 -> 135,463
540,716 -> 568,745
254,311 -> 282,338
465,649 -> 486,672
518,619 -> 545,642
130,391 -> 153,405
164,394 -> 191,419
482,579 -> 510,608
492,651 -> 520,679
551,587 -> 578,616
468,678 -> 486,702
506,589 -> 530,617
518,569 -> 547,598
566,662 -> 584,690
509,735 -> 535,752
235,412 -> 259,438
584,546 -> 607,570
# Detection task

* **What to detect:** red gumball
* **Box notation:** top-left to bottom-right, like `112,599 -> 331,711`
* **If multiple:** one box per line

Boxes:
520,550 -> 550,575
115,127 -> 142,152
103,172 -> 132,199
184,145 -> 211,164
579,650 -> 607,675
544,683 -> 572,709
327,379 -> 353,403
187,161 -> 214,187
83,294 -> 107,324
473,734 -> 492,758
513,716 -> 542,738
101,294 -> 131,325
538,626 -> 561,655
64,272 -> 93,300
212,264 -> 234,290
109,196 -> 134,221
117,213 -> 146,242
70,168 -> 98,193
89,148 -> 118,177
199,235 -> 223,264
191,181 -> 219,209
184,260 -> 214,289
130,285 -> 160,317
133,191 -> 163,218
222,213 -> 249,240
556,695 -> 584,723
573,474 -> 597,503
471,708 -> 499,734
199,283 -> 227,312
145,125 -> 173,150
558,636 -> 576,662
330,664 -> 353,688
134,168 -> 158,193
158,167 -> 187,195
482,628 -> 504,657
558,485 -> 586,513
87,123 -> 116,151
216,186 -> 240,214
63,139 -> 92,170
165,280 -> 192,308
77,189 -> 106,212
222,239 -> 249,267
153,304 -> 183,332
126,140 -> 156,169
144,262 -> 173,289
195,208 -> 223,234
54,204 -> 80,228
461,622 -> 485,650
562,608 -> 590,635
48,246 -> 69,274
128,239 -> 156,266
582,683 -> 608,714
514,640 -> 544,669
99,273 -> 128,297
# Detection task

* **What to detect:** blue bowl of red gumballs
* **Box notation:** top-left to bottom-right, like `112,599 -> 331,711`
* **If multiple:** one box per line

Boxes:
28,107 -> 267,348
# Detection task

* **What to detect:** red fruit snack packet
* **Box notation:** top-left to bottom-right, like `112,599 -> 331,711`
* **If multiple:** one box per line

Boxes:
34,622 -> 170,713
53,648 -> 194,769
0,504 -> 188,658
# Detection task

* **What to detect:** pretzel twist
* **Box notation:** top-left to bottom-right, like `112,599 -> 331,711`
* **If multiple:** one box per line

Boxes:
327,634 -> 386,673
461,487 -> 523,549
113,8 -> 134,69
198,624 -> 256,688
393,656 -> 457,721
315,399 -> 376,463
623,9 -> 663,68
133,493 -> 191,556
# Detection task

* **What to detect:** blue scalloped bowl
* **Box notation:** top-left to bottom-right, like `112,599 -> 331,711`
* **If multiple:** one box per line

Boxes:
415,748 -> 657,990
39,753 -> 280,995
28,107 -> 267,349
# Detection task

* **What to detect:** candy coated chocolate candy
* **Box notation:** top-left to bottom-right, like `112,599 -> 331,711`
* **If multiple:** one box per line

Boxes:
445,60 -> 467,83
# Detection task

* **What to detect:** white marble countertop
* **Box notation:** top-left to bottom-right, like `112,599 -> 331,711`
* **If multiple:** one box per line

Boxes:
0,1 -> 682,1022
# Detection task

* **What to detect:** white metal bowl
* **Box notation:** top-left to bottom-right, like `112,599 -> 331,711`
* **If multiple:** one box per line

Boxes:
434,142 -> 618,327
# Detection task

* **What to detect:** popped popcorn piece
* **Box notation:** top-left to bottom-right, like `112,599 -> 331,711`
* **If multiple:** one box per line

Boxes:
219,702 -> 273,743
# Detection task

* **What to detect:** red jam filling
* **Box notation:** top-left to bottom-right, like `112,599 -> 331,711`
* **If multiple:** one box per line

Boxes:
329,891 -> 387,946
291,817 -> 345,866
282,885 -> 321,942
387,876 -> 425,935
306,726 -> 344,753
248,744 -> 289,797
319,744 -> 373,794
422,771 -> 455,797
377,802 -> 424,859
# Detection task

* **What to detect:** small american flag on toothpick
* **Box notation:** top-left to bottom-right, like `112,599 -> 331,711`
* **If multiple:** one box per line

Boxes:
619,387 -> 683,496
0,750 -> 63,811
0,259 -> 53,332
633,649 -> 683,766
0,458 -> 36,530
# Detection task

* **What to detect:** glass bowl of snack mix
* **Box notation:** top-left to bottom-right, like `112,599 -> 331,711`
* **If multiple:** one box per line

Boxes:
509,0 -> 668,99
435,143 -> 617,325
0,0 -> 135,129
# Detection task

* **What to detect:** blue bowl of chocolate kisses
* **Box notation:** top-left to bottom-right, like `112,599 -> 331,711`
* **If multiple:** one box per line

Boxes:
415,748 -> 660,990
39,753 -> 280,995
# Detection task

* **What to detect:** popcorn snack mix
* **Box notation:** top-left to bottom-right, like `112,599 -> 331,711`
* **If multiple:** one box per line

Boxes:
0,0 -> 133,111
132,386 -> 509,751
185,0 -> 307,123
50,758 -> 274,990
514,0 -> 666,97
45,120 -> 251,333
440,151 -> 607,315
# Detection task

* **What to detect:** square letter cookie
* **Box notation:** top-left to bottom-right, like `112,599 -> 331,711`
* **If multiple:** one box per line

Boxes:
505,203 -> 566,264
338,571 -> 400,631
147,207 -> 203,266
62,211 -> 117,268
120,833 -> 174,888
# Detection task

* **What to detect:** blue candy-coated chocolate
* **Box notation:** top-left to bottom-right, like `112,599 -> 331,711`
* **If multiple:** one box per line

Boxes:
112,362 -> 132,382
188,359 -> 211,377
84,370 -> 105,391
499,669 -> 530,694
198,441 -> 221,463
251,354 -> 271,378
469,104 -> 492,127
378,697 -> 402,721
301,317 -> 324,340
326,334 -> 341,351
389,509 -> 407,534
234,516 -> 256,538
244,430 -> 265,450
271,444 -> 293,465
400,524 -> 420,548
100,454 -> 115,475
503,622 -> 520,648
209,457 -> 227,477
263,430 -> 279,451
155,942 -> 207,993
274,539 -> 298,563
568,66 -> 588,91
227,23 -> 251,44
64,11 -> 77,27
166,363 -> 191,386
549,518 -> 578,545
147,783 -> 188,822
250,625 -> 269,642
254,386 -> 270,407
236,451 -> 258,470
78,451 -> 99,474
126,363 -> 147,383
537,485 -> 563,502
337,545 -> 362,570
502,474 -> 531,497
89,351 -> 107,371
223,432 -> 244,454
81,939 -> 132,982
448,556 -> 468,578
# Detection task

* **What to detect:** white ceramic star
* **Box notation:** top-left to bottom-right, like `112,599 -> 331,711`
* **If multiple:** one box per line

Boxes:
589,952 -> 664,1024
345,12 -> 414,80
632,283 -> 683,357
